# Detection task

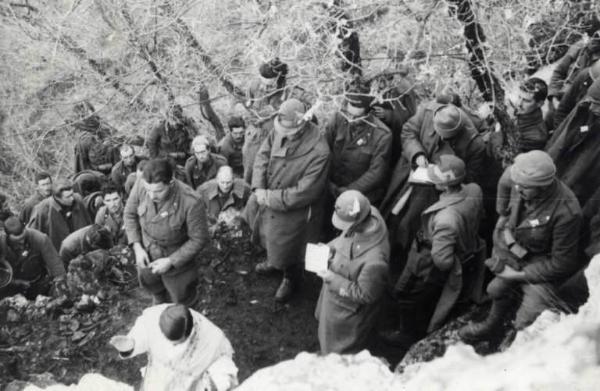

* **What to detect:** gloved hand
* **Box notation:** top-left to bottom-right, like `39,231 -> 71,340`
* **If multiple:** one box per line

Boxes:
52,275 -> 69,297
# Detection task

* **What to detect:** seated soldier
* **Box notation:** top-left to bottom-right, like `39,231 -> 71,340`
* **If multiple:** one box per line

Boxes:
19,172 -> 53,224
459,151 -> 583,342
197,166 -> 251,225
0,193 -> 14,227
218,117 -> 245,178
110,304 -> 238,391
111,144 -> 141,193
384,155 -> 484,343
28,179 -> 92,251
95,183 -> 126,245
59,224 -> 113,265
0,217 -> 67,299
184,135 -> 227,189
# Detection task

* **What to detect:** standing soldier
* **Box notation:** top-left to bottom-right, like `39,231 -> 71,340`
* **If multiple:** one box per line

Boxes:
147,105 -> 198,168
459,151 -> 584,341
249,98 -> 330,302
386,156 -> 485,343
124,158 -> 209,305
325,83 -> 392,206
315,190 -> 389,354
218,117 -> 246,178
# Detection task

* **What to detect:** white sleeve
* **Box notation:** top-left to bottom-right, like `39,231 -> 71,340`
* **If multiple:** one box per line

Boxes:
199,356 -> 239,391
121,313 -> 151,359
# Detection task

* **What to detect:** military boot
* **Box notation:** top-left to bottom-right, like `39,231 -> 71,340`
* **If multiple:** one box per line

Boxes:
458,300 -> 510,342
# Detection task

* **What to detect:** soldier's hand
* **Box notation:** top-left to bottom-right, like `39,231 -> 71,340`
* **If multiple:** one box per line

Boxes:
150,257 -> 173,275
110,335 -> 135,355
415,155 -> 428,168
11,279 -> 31,290
132,243 -> 150,268
52,275 -> 69,297
255,189 -> 267,206
316,269 -> 334,283
496,265 -> 526,281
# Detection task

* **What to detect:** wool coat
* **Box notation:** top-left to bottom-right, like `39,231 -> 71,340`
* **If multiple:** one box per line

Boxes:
315,207 -> 389,354
184,153 -> 228,190
395,183 -> 485,332
217,134 -> 245,178
197,178 -> 251,223
248,122 -> 330,270
325,112 -> 392,205
28,195 -> 92,251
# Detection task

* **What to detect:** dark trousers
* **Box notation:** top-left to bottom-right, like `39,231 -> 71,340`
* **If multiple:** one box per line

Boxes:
486,277 -> 567,330
138,266 -> 198,304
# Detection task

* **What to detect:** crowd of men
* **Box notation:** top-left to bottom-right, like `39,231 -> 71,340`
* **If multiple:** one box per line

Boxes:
1,30 -> 600,390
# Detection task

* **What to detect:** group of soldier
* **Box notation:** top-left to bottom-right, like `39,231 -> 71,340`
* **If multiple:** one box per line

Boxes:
2,29 -> 600,381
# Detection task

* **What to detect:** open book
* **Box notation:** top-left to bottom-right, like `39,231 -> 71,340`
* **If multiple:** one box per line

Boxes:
305,243 -> 330,274
408,166 -> 435,184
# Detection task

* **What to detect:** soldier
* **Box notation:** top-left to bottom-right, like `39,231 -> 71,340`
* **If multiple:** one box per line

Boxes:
385,156 -> 485,343
59,224 -> 113,265
95,183 -> 126,245
243,58 -> 313,184
325,82 -> 392,206
28,179 -> 92,251
184,135 -> 227,190
315,190 -> 389,354
554,59 -> 600,129
459,151 -> 583,341
147,105 -> 198,168
19,172 -> 53,224
0,217 -> 67,300
72,101 -> 118,175
197,166 -> 251,225
512,78 -> 549,153
124,158 -> 209,305
248,98 -> 330,302
110,144 -> 141,193
380,103 -> 486,269
217,117 -> 245,178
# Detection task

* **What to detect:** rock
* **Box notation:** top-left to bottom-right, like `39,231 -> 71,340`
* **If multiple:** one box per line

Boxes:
237,351 -> 403,391
19,373 -> 132,391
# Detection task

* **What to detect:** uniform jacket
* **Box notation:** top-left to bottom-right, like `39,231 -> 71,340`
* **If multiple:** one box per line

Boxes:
249,122 -> 330,269
74,132 -> 118,174
496,168 -> 583,284
59,225 -> 91,265
395,183 -> 484,332
325,112 -> 392,204
516,108 -> 548,153
95,205 -> 126,245
243,81 -> 314,184
374,80 -> 418,164
19,192 -> 47,225
549,41 -> 598,98
110,157 -> 141,192
217,134 -> 244,178
28,195 -> 92,251
315,207 -> 389,354
554,66 -> 595,129
147,120 -> 198,166
546,100 -> 600,206
197,178 -> 251,223
380,101 -> 486,216
124,179 -> 209,272
184,153 -> 228,190
0,228 -> 65,282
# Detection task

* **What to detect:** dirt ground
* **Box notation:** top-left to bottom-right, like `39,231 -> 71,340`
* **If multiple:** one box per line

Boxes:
2,225 -> 407,388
